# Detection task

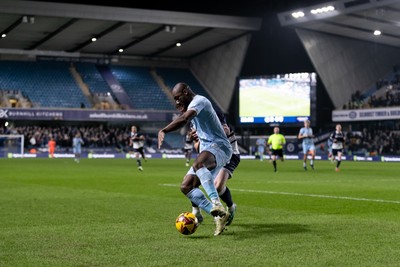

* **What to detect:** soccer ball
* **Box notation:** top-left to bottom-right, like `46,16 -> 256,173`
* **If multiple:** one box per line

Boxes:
175,212 -> 199,235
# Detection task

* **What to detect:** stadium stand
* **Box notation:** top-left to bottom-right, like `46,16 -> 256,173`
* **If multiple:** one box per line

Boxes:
109,65 -> 175,110
155,67 -> 218,108
73,62 -> 121,109
343,66 -> 400,109
74,62 -> 112,94
0,60 -> 91,108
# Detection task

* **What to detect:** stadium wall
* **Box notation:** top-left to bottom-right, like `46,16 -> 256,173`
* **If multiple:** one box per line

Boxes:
296,28 -> 400,109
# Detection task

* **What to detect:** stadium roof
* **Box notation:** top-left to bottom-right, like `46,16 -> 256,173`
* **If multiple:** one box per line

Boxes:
0,0 -> 262,61
277,0 -> 400,49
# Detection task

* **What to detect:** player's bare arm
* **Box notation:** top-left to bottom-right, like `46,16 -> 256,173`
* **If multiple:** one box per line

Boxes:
158,109 -> 197,149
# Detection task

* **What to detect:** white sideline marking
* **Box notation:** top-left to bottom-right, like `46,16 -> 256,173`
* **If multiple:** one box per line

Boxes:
160,184 -> 400,204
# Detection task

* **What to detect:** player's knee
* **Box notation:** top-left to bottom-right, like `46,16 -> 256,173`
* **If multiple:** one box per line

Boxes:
181,175 -> 196,194
180,182 -> 191,195
192,161 -> 205,172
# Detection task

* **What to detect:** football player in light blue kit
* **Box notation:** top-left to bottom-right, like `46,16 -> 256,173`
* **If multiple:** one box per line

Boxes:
190,107 -> 240,227
158,82 -> 232,236
72,132 -> 84,163
255,136 -> 267,161
298,119 -> 315,170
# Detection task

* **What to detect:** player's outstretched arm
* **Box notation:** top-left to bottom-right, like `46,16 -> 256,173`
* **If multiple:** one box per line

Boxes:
158,131 -> 165,149
158,110 -> 197,149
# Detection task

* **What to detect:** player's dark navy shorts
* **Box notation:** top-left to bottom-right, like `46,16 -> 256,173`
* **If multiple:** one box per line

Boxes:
332,148 -> 343,156
271,149 -> 284,158
223,153 -> 240,178
133,147 -> 144,154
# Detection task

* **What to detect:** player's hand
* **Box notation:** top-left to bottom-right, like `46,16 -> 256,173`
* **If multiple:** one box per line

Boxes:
190,129 -> 199,142
158,130 -> 165,149
222,124 -> 230,136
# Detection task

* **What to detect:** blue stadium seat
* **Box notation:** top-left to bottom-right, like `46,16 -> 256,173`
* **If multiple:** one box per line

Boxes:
74,62 -> 111,94
0,60 -> 90,108
110,65 -> 174,110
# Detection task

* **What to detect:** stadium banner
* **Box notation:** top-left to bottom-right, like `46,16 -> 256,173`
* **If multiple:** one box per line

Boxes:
0,108 -> 176,122
332,107 -> 400,122
3,152 -> 400,161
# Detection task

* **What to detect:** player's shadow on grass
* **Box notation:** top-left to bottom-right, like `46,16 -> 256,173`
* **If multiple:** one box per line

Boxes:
227,223 -> 310,237
188,223 -> 309,239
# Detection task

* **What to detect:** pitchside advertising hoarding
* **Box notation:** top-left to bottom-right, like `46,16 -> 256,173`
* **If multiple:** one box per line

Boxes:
3,152 -> 400,162
0,108 -> 177,122
332,107 -> 400,122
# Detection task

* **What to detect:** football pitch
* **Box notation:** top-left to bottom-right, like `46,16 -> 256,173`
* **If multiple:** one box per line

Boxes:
1,158 -> 399,266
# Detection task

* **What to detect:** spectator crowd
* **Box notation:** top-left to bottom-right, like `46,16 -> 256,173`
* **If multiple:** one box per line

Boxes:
1,122 -> 400,156
0,124 -> 154,153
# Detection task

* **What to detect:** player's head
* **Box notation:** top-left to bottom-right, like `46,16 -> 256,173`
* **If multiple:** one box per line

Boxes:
274,127 -> 280,134
131,126 -> 137,133
172,82 -> 194,113
304,120 -> 310,127
336,124 -> 342,131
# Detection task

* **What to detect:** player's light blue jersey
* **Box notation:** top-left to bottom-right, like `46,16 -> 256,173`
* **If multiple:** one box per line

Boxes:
73,138 -> 82,148
299,127 -> 314,146
256,138 -> 266,148
188,95 -> 230,152
73,137 -> 83,153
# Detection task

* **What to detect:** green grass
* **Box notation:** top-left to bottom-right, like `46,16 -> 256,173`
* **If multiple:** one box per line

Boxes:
1,158 -> 400,266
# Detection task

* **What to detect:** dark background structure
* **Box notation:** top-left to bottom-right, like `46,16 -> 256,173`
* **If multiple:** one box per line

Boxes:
36,0 -> 326,76
37,0 -> 332,129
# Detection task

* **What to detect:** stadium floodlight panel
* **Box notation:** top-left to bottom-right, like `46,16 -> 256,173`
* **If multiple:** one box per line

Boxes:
373,30 -> 381,36
310,5 -> 335,14
277,0 -> 394,26
292,11 -> 305,18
